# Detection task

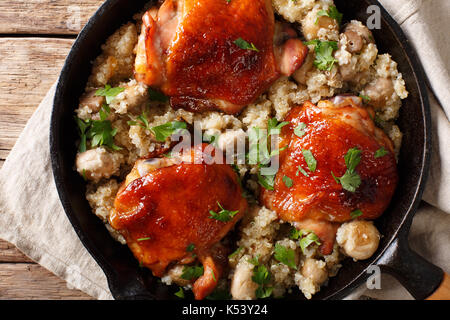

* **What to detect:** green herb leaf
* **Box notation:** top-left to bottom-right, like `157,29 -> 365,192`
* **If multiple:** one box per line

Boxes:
316,5 -> 343,25
302,149 -> 317,172
338,170 -> 361,192
359,94 -> 371,103
344,147 -> 362,173
249,256 -> 273,299
148,88 -> 169,102
332,147 -> 362,192
252,264 -> 271,285
296,166 -> 309,177
85,118 -> 122,151
274,243 -> 297,269
174,287 -> 185,298
267,118 -> 289,135
257,173 -> 276,190
298,230 -> 321,253
234,38 -> 259,52
350,209 -> 364,219
186,243 -> 195,252
306,40 -> 338,71
282,175 -> 294,188
95,84 -> 125,104
331,171 -> 340,184
228,247 -> 243,259
151,121 -> 187,142
255,286 -> 273,299
209,202 -> 239,222
137,237 -> 151,242
181,265 -> 204,280
99,104 -> 110,121
289,228 -> 301,240
374,147 -> 389,158
294,122 -> 307,138
75,117 -> 90,153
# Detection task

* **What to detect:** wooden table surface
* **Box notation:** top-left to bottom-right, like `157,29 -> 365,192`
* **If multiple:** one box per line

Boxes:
0,0 -> 107,300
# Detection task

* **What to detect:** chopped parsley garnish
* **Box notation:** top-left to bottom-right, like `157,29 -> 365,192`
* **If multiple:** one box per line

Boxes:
129,119 -> 187,142
181,265 -> 204,280
345,147 -> 362,172
228,247 -> 243,259
282,175 -> 294,188
76,108 -> 122,152
359,94 -> 371,103
186,243 -> 195,252
249,256 -> 273,299
274,243 -> 297,269
332,147 -> 363,192
151,121 -> 187,142
296,166 -> 309,177
302,149 -> 317,172
137,237 -> 151,242
81,169 -> 87,181
209,202 -> 239,222
267,117 -> 289,135
87,118 -> 122,151
294,122 -> 307,138
99,104 -> 111,121
289,228 -> 302,240
374,147 -> 389,158
234,38 -> 259,52
298,230 -> 321,254
350,209 -> 364,219
257,170 -> 276,191
95,84 -> 124,104
316,6 -> 343,25
337,171 -> 361,192
305,40 -> 338,71
75,117 -> 89,153
148,88 -> 169,102
254,118 -> 290,190
174,287 -> 185,298
127,110 -> 151,131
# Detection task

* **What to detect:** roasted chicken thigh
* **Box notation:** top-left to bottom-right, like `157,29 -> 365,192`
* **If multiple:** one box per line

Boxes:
261,96 -> 398,254
135,0 -> 308,114
109,144 -> 248,299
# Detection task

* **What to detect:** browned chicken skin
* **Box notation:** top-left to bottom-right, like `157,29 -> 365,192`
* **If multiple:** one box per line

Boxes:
135,0 -> 308,114
261,96 -> 398,254
109,144 -> 248,300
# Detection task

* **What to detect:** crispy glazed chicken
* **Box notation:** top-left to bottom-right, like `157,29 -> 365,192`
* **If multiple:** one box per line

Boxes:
135,0 -> 308,114
109,144 -> 248,300
261,96 -> 398,254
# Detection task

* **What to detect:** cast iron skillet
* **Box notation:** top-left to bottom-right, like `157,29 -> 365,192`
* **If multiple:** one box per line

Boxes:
50,0 -> 443,300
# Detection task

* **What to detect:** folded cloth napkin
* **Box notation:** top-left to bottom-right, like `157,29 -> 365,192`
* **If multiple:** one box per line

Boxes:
0,0 -> 449,300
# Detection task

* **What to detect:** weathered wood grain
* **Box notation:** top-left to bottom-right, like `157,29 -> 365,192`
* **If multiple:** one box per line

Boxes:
0,0 -> 105,35
0,35 -> 95,299
0,240 -> 33,263
0,264 -> 93,300
0,38 -> 74,151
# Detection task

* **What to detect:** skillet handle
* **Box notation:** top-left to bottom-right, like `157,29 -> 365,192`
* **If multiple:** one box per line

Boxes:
376,233 -> 445,300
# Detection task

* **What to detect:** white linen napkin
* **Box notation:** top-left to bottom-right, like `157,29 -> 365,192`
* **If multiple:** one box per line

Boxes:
0,0 -> 448,300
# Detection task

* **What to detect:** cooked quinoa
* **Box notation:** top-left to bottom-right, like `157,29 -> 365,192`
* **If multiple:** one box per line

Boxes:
75,0 -> 408,300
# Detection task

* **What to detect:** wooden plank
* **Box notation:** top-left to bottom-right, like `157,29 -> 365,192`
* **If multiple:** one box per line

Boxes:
0,263 -> 93,299
0,38 -> 74,151
0,240 -> 33,263
0,0 -> 105,35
